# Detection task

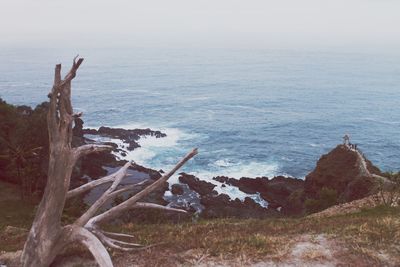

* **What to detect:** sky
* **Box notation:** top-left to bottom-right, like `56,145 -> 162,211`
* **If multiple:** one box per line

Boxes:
1,0 -> 400,49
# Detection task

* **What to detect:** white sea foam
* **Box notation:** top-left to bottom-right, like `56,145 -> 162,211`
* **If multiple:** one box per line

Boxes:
213,182 -> 269,208
213,159 -> 234,167
202,161 -> 279,180
187,161 -> 280,208
85,135 -> 129,161
309,143 -> 324,148
87,124 -> 275,208
90,123 -> 195,168
362,117 -> 400,125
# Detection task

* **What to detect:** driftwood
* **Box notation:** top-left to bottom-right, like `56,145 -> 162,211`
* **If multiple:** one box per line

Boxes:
21,57 -> 198,267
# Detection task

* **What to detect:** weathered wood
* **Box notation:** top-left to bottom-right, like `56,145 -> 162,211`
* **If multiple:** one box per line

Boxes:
67,159 -> 130,199
73,144 -> 113,160
21,58 -> 198,267
85,148 -> 198,228
131,202 -> 189,213
67,226 -> 113,267
75,161 -> 132,227
22,58 -> 85,267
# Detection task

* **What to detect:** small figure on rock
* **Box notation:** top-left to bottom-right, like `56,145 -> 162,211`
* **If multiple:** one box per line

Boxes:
343,134 -> 350,146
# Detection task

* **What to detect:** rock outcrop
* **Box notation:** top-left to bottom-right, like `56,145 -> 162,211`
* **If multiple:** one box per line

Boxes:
179,174 -> 216,196
304,144 -> 382,202
178,173 -> 280,218
70,122 -> 169,209
176,144 -> 386,217
214,175 -> 304,214
171,184 -> 185,195
72,119 -> 386,219
200,193 -> 278,218
83,126 -> 166,151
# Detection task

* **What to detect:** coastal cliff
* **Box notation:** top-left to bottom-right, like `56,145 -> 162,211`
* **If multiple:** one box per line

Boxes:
171,144 -> 384,217
304,144 -> 382,202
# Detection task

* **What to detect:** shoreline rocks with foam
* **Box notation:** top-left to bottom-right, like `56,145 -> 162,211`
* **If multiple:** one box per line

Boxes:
72,118 -> 168,208
83,126 -> 166,151
72,119 -> 384,219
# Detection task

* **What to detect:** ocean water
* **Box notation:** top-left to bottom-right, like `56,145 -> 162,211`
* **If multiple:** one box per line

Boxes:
1,47 -> 400,182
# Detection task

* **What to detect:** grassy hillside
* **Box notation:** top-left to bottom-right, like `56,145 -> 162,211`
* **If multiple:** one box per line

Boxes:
1,180 -> 399,266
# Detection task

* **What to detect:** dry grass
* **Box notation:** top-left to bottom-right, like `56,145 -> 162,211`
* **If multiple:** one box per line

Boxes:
104,206 -> 399,265
1,179 -> 399,266
0,181 -> 35,252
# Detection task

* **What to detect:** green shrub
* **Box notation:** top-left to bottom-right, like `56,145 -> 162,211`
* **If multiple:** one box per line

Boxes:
0,99 -> 49,198
378,172 -> 400,207
304,198 -> 321,214
305,187 -> 338,214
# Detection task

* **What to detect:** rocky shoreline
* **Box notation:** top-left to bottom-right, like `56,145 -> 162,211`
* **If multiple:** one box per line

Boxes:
72,119 -> 385,220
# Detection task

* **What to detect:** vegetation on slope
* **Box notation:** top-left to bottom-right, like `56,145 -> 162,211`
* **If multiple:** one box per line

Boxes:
0,99 -> 49,198
1,180 -> 399,266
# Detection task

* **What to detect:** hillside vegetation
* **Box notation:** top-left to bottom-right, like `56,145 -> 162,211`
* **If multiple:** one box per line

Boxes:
1,180 -> 399,267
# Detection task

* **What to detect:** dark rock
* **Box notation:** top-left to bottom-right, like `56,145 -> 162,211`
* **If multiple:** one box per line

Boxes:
214,175 -> 305,215
165,183 -> 204,213
16,105 -> 33,115
72,117 -> 85,147
82,127 -> 166,152
179,173 -> 216,195
71,125 -> 167,206
103,142 -> 119,149
72,151 -> 116,180
73,117 -> 84,138
179,173 -> 281,218
144,180 -> 169,206
213,176 -> 232,184
200,194 -> 278,219
171,184 -> 184,195
81,128 -> 98,135
131,163 -> 162,180
262,176 -> 304,206
304,144 -> 380,202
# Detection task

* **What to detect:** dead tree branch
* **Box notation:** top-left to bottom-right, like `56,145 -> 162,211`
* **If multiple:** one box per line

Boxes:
85,148 -> 198,228
21,58 -> 198,267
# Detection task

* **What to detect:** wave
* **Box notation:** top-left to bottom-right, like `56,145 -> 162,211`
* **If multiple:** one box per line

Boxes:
87,123 -> 285,182
124,128 -> 189,166
218,104 -> 266,113
309,143 -> 325,148
88,124 -> 279,208
198,161 -> 279,180
213,159 -> 235,167
184,161 -> 282,207
0,81 -> 32,87
362,117 -> 400,126
182,96 -> 211,102
213,182 -> 268,208
92,124 -> 196,168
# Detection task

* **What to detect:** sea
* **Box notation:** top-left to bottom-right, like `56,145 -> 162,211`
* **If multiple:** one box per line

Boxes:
1,46 -> 400,185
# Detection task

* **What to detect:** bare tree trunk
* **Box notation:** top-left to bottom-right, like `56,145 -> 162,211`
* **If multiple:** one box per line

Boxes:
21,58 -> 85,266
21,57 -> 197,267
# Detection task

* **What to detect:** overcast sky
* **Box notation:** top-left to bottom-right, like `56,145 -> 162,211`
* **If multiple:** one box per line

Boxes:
1,0 -> 400,49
